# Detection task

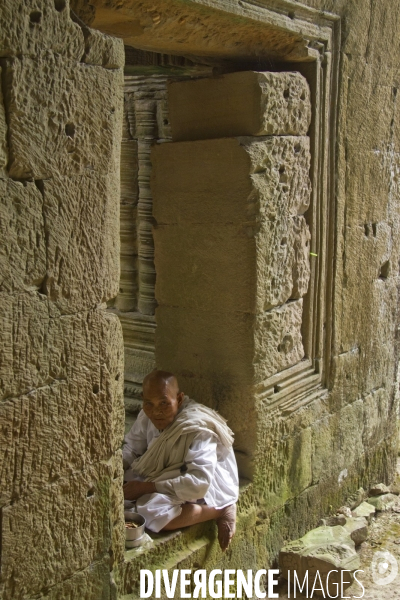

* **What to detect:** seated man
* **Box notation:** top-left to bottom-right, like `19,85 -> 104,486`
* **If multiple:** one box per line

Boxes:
122,370 -> 239,551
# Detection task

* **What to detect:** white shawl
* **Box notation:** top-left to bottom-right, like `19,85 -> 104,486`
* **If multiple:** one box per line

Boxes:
130,397 -> 234,481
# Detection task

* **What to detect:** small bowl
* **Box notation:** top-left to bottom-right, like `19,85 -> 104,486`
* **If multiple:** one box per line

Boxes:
125,534 -> 145,548
124,508 -> 136,520
125,513 -> 146,541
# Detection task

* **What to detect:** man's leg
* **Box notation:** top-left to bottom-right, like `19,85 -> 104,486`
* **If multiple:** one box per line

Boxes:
162,503 -> 236,551
135,492 -> 182,533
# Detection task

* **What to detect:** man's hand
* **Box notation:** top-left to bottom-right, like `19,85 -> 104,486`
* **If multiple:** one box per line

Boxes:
123,480 -> 157,500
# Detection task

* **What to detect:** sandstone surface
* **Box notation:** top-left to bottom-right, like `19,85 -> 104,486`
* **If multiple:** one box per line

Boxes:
369,483 -> 390,496
2,460 -> 117,598
280,526 -> 360,597
0,66 -> 7,177
152,136 -> 311,225
82,27 -> 125,68
152,136 -> 311,314
0,179 -> 46,293
2,0 -> 400,597
0,6 -> 124,600
352,501 -> 376,522
343,517 -> 369,546
0,0 -> 84,59
366,493 -> 398,511
4,53 -> 122,179
168,71 -> 311,141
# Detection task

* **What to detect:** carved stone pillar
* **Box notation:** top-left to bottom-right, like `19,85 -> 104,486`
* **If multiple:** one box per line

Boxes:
115,138 -> 138,312
115,76 -> 171,412
137,139 -> 157,315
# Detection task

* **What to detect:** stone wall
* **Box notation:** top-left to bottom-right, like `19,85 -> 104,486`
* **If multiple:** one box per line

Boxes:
0,2 -> 125,598
2,0 -> 400,597
105,0 -> 400,588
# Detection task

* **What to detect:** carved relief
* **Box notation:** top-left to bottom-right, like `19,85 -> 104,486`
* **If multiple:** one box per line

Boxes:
137,139 -> 157,315
115,139 -> 138,312
115,75 -> 172,407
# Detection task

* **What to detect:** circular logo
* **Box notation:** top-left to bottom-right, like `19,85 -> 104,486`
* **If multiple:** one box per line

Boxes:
371,550 -> 398,586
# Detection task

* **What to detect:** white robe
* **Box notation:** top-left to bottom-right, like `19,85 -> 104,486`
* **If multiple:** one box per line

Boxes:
123,401 -> 239,532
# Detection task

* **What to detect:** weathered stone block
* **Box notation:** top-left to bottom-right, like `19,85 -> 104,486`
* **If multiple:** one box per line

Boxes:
342,280 -> 397,396
1,460 -> 116,598
330,347 -> 361,411
0,178 -> 46,293
0,174 -> 119,312
168,71 -> 311,141
152,136 -> 311,225
0,0 -> 84,60
0,381 -> 123,505
344,57 -> 395,151
28,559 -> 112,600
345,149 -> 392,224
311,400 -> 364,485
369,482 -> 390,496
156,300 -> 304,385
362,389 -> 390,448
156,306 -> 255,385
256,424 -> 313,507
248,136 -> 311,219
0,293 -> 123,404
3,53 -> 123,179
258,216 -> 310,309
336,222 -> 397,394
291,216 -> 312,298
254,300 -> 305,381
367,493 -> 397,511
155,217 -> 309,313
110,450 -> 125,566
83,27 -> 125,69
153,136 -> 311,313
154,223 -> 256,313
352,501 -> 376,522
42,173 -> 120,312
280,526 -> 360,597
0,292 -> 49,400
0,305 -> 124,504
319,514 -> 347,527
343,516 -> 368,546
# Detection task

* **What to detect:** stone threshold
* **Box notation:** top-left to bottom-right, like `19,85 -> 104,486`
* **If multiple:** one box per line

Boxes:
118,522 -> 214,598
118,479 -> 251,597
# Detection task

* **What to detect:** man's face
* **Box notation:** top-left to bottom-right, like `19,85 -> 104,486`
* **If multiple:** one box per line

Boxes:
142,381 -> 184,430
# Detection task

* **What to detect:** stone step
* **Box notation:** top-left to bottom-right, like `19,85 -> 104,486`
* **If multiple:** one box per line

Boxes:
119,528 -> 213,598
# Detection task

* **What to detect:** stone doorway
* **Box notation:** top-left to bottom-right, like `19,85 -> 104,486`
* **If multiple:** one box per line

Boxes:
109,48 -> 322,479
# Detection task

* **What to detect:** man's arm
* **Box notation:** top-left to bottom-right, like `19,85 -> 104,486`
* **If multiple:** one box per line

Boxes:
154,432 -> 218,501
123,480 -> 156,500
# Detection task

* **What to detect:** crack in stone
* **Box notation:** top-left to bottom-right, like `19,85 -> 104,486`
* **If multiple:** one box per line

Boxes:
1,379 -> 68,404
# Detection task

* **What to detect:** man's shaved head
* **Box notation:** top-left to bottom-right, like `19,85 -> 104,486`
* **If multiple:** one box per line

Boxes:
142,370 -> 179,395
142,370 -> 184,430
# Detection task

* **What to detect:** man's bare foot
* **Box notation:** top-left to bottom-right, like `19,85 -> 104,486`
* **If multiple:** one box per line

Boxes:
216,504 -> 236,552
